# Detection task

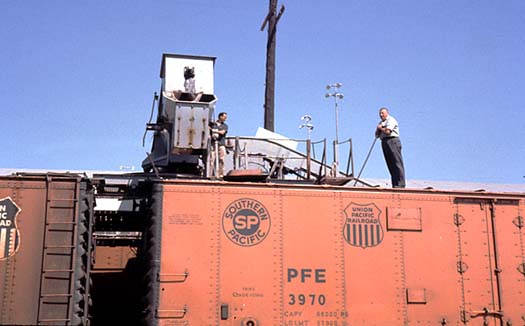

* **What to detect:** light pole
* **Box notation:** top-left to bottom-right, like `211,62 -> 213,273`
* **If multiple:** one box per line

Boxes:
325,83 -> 344,176
299,115 -> 314,179
299,114 -> 314,141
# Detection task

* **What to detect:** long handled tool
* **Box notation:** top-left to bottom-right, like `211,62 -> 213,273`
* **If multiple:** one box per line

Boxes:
353,137 -> 378,186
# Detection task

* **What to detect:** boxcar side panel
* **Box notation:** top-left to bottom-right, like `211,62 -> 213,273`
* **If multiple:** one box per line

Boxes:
399,194 -> 462,325
492,200 -> 525,324
154,182 -> 525,326
158,185 -> 220,325
0,180 -> 47,325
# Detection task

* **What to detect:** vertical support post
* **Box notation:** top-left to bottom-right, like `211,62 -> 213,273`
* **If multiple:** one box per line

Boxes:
306,139 -> 311,179
233,136 -> 240,170
350,139 -> 355,176
333,98 -> 339,177
215,142 -> 220,178
261,1 -> 285,132
325,85 -> 343,178
333,140 -> 339,177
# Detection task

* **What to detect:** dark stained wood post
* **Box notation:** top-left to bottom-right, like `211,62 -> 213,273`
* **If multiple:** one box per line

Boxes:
261,0 -> 285,132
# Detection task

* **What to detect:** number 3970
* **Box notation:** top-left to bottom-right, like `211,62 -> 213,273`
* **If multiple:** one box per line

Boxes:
288,294 -> 326,305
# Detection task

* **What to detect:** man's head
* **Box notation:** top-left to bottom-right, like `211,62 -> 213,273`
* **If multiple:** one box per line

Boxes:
184,66 -> 195,80
379,107 -> 389,121
218,112 -> 228,122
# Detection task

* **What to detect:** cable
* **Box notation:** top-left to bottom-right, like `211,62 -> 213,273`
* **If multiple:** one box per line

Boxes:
353,137 -> 378,186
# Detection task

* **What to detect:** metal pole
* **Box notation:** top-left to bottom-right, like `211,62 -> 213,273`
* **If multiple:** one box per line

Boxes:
261,1 -> 285,132
334,98 -> 339,176
299,114 -> 314,180
350,139 -> 355,176
214,141 -> 219,178
325,85 -> 343,177
334,98 -> 339,146
306,139 -> 311,179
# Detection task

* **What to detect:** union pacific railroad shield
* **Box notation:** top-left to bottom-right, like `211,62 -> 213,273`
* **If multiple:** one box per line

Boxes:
0,197 -> 21,260
343,202 -> 383,249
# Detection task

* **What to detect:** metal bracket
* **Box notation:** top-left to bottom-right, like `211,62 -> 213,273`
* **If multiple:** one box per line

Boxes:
457,261 -> 469,274
460,310 -> 469,323
469,307 -> 504,319
158,269 -> 189,282
512,216 -> 523,228
454,214 -> 465,226
518,263 -> 525,275
156,305 -> 188,319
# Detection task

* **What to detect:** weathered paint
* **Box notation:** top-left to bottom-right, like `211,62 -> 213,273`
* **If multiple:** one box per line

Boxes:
152,181 -> 525,326
0,175 -> 92,326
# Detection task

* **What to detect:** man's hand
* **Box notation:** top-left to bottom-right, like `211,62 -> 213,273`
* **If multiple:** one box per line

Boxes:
375,124 -> 382,138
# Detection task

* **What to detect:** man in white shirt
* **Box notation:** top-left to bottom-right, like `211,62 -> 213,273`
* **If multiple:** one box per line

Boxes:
375,107 -> 406,188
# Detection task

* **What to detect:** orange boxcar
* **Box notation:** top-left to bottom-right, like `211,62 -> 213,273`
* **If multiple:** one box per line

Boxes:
0,174 -> 93,326
142,180 -> 525,326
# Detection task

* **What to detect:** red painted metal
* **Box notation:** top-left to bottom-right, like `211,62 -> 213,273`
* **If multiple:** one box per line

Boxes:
0,174 -> 91,326
2,174 -> 524,325
150,181 -> 525,326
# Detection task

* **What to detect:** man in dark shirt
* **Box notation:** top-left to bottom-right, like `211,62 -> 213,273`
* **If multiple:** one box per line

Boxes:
210,112 -> 228,178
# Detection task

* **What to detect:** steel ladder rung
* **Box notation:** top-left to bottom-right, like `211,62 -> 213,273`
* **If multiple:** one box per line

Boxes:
44,245 -> 75,249
42,269 -> 74,273
40,293 -> 72,297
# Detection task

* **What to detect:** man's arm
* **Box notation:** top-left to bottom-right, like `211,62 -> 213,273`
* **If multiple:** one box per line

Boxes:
218,124 -> 228,135
376,123 -> 392,138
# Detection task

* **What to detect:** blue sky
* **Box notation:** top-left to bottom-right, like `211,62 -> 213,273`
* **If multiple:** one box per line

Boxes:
1,1 -> 524,184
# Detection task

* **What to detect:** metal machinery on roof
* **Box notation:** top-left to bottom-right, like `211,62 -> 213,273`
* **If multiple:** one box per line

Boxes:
142,54 -> 217,175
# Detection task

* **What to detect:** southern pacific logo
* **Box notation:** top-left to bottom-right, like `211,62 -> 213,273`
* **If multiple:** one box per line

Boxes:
343,202 -> 384,249
222,198 -> 271,247
0,197 -> 21,260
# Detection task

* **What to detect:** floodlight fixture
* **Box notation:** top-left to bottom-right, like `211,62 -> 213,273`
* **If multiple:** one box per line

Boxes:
299,115 -> 314,140
326,83 -> 342,90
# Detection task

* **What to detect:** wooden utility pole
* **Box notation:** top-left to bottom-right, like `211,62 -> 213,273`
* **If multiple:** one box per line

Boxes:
261,0 -> 285,132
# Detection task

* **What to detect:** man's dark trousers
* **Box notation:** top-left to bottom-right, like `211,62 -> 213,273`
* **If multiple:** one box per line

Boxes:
381,137 -> 406,188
